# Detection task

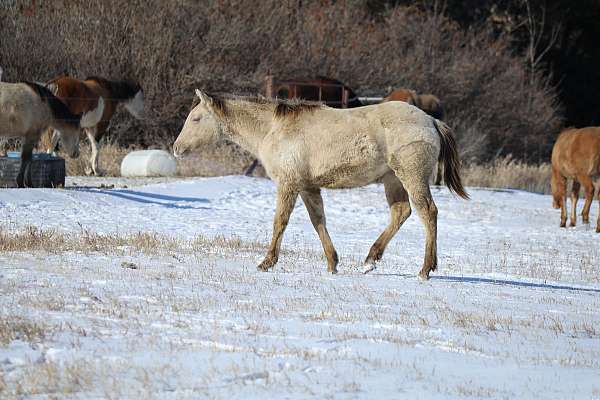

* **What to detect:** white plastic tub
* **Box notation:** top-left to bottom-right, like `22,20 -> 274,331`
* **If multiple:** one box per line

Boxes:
120,150 -> 177,177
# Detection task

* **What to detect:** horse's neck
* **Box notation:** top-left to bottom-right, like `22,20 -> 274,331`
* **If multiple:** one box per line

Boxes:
222,101 -> 272,156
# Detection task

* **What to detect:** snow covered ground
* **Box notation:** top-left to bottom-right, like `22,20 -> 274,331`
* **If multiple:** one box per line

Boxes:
0,176 -> 599,399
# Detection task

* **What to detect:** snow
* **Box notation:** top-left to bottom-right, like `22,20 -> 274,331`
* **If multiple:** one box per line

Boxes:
0,176 -> 599,399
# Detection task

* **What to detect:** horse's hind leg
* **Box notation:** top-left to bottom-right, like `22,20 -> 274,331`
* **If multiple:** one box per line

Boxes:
300,189 -> 339,274
391,144 -> 438,280
570,180 -> 580,227
363,172 -> 411,274
257,185 -> 299,272
577,175 -> 595,224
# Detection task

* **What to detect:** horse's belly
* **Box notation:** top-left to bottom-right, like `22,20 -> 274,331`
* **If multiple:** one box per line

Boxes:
313,160 -> 388,189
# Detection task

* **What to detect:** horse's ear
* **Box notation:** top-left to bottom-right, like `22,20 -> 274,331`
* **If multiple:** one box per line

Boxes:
195,89 -> 212,106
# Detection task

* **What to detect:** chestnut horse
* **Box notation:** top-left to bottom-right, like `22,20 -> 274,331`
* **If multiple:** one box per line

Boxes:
47,76 -> 144,175
0,82 -> 103,187
551,127 -> 600,232
384,88 -> 445,184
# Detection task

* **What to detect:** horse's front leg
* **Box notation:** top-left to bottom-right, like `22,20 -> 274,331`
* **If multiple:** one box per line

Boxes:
577,175 -> 595,225
257,185 -> 298,272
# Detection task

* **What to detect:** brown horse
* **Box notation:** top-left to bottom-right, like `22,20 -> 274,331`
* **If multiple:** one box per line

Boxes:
46,76 -> 144,175
0,82 -> 103,187
383,89 -> 444,120
551,127 -> 600,232
384,88 -> 445,184
383,88 -> 417,104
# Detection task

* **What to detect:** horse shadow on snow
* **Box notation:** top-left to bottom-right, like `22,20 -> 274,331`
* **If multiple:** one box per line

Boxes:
69,187 -> 211,210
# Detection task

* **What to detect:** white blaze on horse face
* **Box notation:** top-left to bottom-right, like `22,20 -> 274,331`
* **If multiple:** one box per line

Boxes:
124,90 -> 145,119
173,101 -> 220,158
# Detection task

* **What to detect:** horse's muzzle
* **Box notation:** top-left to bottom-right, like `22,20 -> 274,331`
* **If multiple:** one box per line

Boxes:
172,144 -> 189,159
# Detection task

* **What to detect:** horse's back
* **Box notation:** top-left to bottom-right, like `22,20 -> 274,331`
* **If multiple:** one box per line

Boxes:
49,76 -> 100,115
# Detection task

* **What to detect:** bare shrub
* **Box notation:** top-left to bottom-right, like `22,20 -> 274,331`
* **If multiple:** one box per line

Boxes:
0,0 -> 562,170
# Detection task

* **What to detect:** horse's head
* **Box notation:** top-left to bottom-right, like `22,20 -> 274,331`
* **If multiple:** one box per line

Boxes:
54,128 -> 80,159
173,90 -> 223,158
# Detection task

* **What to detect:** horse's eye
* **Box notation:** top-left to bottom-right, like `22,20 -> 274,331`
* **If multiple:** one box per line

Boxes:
192,117 -> 201,122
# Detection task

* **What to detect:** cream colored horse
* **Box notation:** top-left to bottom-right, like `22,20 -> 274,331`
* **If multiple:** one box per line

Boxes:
0,82 -> 103,187
174,90 -> 468,279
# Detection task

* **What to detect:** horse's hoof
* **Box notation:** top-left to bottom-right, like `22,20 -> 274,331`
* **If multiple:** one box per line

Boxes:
569,222 -> 576,227
418,271 -> 430,281
329,267 -> 338,275
257,259 -> 275,272
362,262 -> 376,274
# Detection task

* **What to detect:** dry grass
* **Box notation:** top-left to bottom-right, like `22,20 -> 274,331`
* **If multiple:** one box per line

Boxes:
0,316 -> 46,345
0,225 -> 179,254
462,156 -> 552,194
0,225 -> 273,257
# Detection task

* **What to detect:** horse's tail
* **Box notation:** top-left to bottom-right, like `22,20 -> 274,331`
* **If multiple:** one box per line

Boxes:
433,118 -> 469,199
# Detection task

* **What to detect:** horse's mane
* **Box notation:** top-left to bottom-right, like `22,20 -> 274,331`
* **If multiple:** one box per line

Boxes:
85,76 -> 141,101
274,100 -> 321,119
22,81 -> 80,125
202,93 -> 322,119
